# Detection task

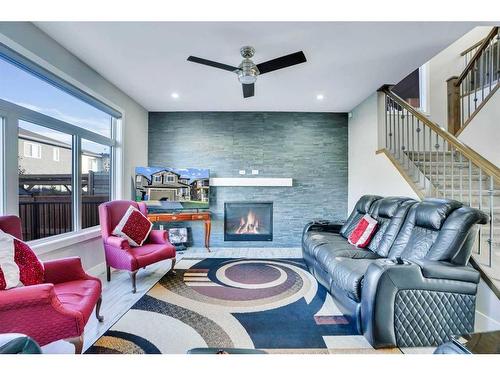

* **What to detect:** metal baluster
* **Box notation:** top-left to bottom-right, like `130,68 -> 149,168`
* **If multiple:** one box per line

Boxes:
478,168 -> 483,255
385,95 -> 389,148
460,153 -> 464,202
389,98 -> 394,154
412,115 -> 416,179
397,104 -> 401,160
460,77 -> 464,128
429,128 -> 433,195
468,159 -> 472,206
417,119 -> 421,185
468,70 -> 471,122
479,51 -> 486,102
435,132 -> 440,196
488,176 -> 494,268
442,139 -> 446,198
451,147 -> 455,199
405,109 -> 410,171
423,125 -> 427,192
489,39 -> 493,91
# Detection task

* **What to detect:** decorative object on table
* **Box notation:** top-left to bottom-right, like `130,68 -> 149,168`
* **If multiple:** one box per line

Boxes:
98,200 -> 176,293
168,227 -> 189,251
149,212 -> 211,250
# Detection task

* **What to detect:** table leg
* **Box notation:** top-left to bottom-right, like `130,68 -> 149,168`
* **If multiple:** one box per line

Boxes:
204,219 -> 211,252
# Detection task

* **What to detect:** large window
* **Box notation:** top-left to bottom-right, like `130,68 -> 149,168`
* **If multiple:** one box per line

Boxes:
1,48 -> 119,241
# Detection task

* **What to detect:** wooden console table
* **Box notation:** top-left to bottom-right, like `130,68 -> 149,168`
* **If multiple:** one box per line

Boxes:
148,211 -> 211,250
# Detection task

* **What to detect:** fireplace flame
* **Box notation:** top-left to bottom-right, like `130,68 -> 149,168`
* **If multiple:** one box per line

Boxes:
235,210 -> 260,234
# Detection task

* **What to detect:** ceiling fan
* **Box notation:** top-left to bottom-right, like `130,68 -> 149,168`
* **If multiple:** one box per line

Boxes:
187,46 -> 307,98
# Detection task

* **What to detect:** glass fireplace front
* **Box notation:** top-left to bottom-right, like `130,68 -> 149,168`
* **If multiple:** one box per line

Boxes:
224,202 -> 273,241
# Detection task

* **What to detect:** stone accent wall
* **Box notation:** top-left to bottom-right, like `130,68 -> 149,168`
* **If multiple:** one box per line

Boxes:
148,112 -> 348,247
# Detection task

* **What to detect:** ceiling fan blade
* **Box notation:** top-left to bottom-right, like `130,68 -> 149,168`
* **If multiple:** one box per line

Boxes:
187,56 -> 238,72
242,83 -> 255,98
256,51 -> 307,75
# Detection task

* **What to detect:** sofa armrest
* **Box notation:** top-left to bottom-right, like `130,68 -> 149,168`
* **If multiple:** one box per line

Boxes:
105,235 -> 130,250
43,257 -> 89,284
361,260 -> 478,348
411,259 -> 480,284
303,220 -> 344,235
148,229 -> 168,244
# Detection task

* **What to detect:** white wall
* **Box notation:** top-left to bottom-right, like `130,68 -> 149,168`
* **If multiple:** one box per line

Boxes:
0,22 -> 148,270
348,93 -> 419,212
427,26 -> 491,127
458,90 -> 500,168
0,22 -> 148,201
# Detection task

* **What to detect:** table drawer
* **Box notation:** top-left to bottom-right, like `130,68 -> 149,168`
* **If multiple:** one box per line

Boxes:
192,213 -> 210,220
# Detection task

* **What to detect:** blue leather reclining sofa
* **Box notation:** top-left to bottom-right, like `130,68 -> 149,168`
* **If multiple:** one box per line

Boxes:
302,195 -> 488,348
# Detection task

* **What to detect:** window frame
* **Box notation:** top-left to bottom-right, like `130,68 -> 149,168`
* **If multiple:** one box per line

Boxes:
0,96 -> 117,239
23,141 -> 42,159
53,147 -> 60,162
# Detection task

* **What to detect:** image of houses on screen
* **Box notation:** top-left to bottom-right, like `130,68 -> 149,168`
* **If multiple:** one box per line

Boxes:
135,166 -> 209,210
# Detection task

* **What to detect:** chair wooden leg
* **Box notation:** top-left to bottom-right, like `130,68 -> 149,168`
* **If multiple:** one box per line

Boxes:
95,296 -> 104,322
130,270 -> 138,293
67,335 -> 84,354
106,265 -> 111,282
170,257 -> 177,275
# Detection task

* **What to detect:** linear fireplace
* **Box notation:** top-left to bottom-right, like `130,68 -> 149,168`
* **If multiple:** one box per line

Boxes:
224,202 -> 273,241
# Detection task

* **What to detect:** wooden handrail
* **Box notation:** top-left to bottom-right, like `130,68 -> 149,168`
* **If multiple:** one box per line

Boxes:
460,38 -> 485,57
456,26 -> 499,85
378,85 -> 500,182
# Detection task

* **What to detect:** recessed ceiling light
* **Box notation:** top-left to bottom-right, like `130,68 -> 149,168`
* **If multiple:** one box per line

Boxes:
171,92 -> 179,99
316,94 -> 324,101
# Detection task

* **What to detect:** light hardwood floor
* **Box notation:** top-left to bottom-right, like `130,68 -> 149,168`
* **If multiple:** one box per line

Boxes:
83,247 -> 302,351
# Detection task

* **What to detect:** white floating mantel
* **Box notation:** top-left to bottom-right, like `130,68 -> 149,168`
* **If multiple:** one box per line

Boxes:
209,177 -> 293,187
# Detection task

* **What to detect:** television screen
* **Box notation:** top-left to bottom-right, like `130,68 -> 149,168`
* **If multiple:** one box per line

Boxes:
135,167 -> 209,211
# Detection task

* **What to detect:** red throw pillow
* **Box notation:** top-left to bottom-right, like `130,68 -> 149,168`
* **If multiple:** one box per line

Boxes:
348,214 -> 378,248
0,230 -> 44,290
112,206 -> 153,247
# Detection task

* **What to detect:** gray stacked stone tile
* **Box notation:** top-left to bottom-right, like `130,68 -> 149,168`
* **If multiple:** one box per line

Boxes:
148,112 -> 348,247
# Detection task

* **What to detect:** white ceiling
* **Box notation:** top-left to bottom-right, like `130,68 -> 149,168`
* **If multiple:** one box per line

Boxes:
35,22 -> 480,112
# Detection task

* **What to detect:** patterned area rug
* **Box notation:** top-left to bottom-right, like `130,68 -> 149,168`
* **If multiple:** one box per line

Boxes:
86,258 -> 392,354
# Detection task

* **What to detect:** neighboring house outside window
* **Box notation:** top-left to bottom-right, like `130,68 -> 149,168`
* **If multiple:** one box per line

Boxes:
23,141 -> 41,159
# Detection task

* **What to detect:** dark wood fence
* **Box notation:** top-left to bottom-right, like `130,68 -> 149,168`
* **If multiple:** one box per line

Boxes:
18,195 -> 108,241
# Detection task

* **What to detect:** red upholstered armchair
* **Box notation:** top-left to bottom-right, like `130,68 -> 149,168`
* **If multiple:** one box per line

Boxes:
0,215 -> 103,353
98,200 -> 176,293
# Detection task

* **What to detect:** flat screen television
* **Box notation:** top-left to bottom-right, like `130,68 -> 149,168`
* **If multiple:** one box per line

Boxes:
135,166 -> 209,212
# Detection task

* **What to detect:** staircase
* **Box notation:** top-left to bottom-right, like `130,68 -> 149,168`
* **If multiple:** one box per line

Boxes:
376,27 -> 500,295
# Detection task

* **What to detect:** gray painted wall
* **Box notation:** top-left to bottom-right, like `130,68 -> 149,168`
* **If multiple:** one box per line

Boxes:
148,112 -> 348,247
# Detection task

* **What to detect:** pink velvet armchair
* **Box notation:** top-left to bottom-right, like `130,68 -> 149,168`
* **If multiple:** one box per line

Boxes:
0,215 -> 103,353
98,200 -> 176,293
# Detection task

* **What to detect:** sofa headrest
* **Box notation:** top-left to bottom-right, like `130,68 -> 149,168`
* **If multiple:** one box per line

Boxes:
370,197 -> 416,219
355,195 -> 382,214
414,198 -> 463,230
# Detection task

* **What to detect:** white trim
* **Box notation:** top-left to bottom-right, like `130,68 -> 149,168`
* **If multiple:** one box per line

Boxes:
23,141 -> 41,159
210,177 -> 293,187
418,63 -> 430,115
29,226 -> 101,256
